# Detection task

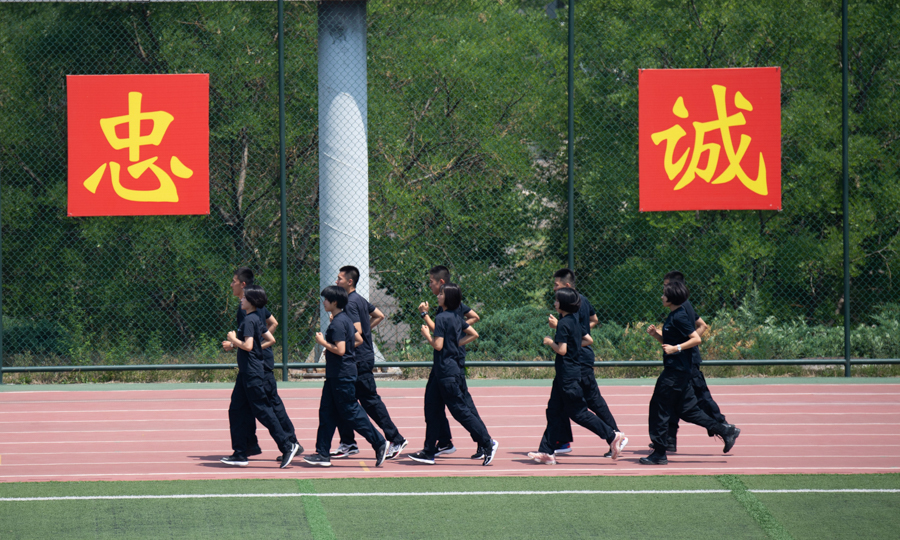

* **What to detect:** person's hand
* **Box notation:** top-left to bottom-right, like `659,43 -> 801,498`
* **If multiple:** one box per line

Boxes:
314,332 -> 326,346
662,344 -> 678,355
542,337 -> 554,346
548,314 -> 558,329
421,325 -> 431,339
226,331 -> 237,342
647,324 -> 658,336
221,340 -> 234,351
418,301 -> 430,314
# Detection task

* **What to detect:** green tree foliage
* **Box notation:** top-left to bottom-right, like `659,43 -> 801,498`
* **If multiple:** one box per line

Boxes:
0,1 -> 897,366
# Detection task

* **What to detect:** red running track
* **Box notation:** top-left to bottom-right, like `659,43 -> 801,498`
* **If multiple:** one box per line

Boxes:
1,383 -> 898,482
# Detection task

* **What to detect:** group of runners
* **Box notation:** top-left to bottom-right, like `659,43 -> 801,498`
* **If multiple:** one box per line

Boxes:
218,265 -> 740,469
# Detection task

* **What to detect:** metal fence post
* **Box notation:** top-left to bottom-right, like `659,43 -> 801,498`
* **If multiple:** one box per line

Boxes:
0,168 -> 3,385
566,0 -> 575,271
278,0 -> 289,382
842,0 -> 851,378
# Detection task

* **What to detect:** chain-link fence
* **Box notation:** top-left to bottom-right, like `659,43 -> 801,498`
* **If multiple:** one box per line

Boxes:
0,0 -> 898,378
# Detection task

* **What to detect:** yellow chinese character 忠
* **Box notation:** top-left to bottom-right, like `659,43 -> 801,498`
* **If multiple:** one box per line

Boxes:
83,92 -> 193,202
651,85 -> 767,196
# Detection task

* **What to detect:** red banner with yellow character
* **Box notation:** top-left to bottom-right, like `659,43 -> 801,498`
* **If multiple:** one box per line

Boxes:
67,74 -> 209,216
639,67 -> 781,211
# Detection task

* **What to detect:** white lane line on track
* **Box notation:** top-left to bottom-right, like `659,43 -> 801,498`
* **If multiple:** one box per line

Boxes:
2,488 -> 899,502
0,466 -> 897,480
5,454 -> 900,467
3,422 -> 898,435
2,391 -> 899,404
4,401 -> 898,414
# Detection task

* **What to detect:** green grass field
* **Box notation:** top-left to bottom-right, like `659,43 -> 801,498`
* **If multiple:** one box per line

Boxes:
1,474 -> 898,539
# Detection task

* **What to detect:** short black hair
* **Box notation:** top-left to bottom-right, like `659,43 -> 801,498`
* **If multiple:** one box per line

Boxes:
440,282 -> 462,312
429,265 -> 452,284
663,280 -> 689,306
235,267 -> 254,286
664,271 -> 685,283
321,285 -> 348,309
339,265 -> 360,287
243,284 -> 268,308
553,268 -> 576,287
555,287 -> 581,313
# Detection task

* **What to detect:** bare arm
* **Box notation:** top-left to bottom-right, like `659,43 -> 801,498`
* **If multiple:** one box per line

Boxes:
459,325 -> 479,347
266,314 -> 278,334
314,332 -> 346,356
369,308 -> 385,329
421,325 -> 444,351
589,314 -> 599,329
646,324 -> 664,344
695,316 -> 709,337
464,308 -> 480,325
581,334 -> 593,347
418,301 -> 436,331
227,331 -> 254,352
661,331 -> 701,355
261,330 -> 275,350
542,336 -> 566,356
355,331 -> 363,348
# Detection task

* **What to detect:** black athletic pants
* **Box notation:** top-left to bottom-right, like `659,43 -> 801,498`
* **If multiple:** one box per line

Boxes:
315,377 -> 385,457
228,371 -> 294,457
423,370 -> 491,456
337,369 -> 404,445
556,365 -> 620,446
433,370 -> 483,447
666,367 -> 726,441
648,368 -> 726,453
538,375 -> 616,454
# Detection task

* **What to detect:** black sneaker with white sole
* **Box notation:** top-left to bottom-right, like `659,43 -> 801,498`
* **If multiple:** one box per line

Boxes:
280,442 -> 302,469
303,454 -> 332,467
220,454 -> 249,467
408,451 -> 436,465
470,448 -> 485,460
375,441 -> 389,468
482,440 -> 499,466
435,443 -> 456,456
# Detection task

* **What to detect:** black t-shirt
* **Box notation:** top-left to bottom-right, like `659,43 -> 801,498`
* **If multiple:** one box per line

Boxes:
553,313 -> 580,379
662,306 -> 695,372
436,302 -> 472,368
681,300 -> 703,365
345,291 -> 377,371
324,311 -> 357,379
236,310 -> 265,379
238,305 -> 274,371
432,310 -> 469,378
576,293 -> 596,368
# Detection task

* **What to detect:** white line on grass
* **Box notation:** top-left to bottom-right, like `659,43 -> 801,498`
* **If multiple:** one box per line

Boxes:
2,489 -> 898,502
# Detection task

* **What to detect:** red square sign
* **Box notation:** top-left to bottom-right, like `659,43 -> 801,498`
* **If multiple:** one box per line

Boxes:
639,68 -> 781,211
67,74 -> 209,216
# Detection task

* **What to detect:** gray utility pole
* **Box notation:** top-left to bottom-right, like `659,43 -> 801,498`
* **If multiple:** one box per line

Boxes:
318,1 -> 370,336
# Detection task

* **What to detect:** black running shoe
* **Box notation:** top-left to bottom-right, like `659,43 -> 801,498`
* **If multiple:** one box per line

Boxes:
470,448 -> 485,460
303,454 -> 332,467
220,454 -> 249,467
408,451 -> 435,465
375,441 -> 389,468
280,442 -> 302,469
639,453 -> 668,465
722,424 -> 741,453
435,443 -> 456,456
482,440 -> 499,466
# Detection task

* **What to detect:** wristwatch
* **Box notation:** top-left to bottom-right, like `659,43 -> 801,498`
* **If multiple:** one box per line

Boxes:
420,311 -> 427,318
676,344 -> 682,352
